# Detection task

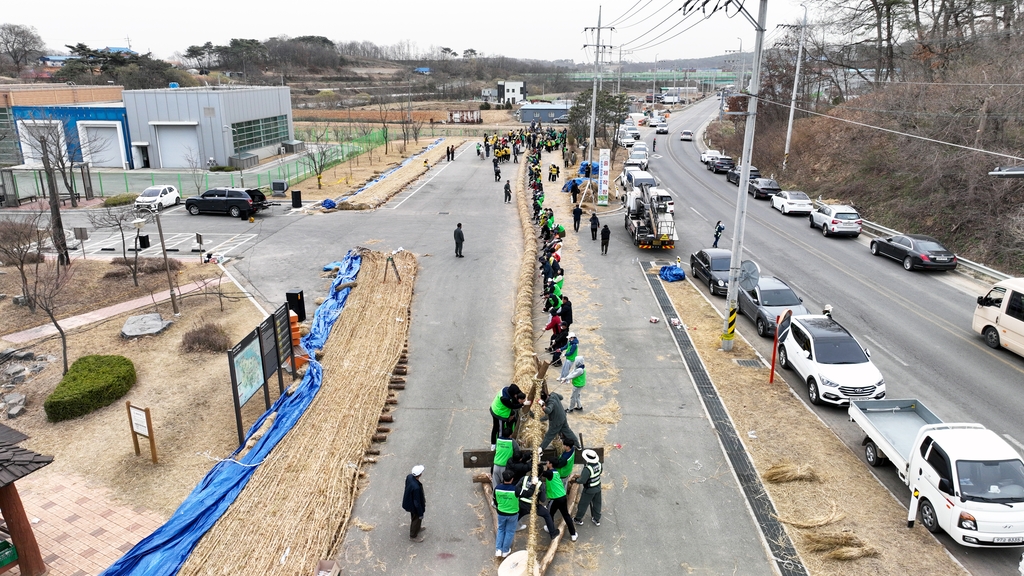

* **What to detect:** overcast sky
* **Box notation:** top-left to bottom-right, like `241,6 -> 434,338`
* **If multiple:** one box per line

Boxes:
5,0 -> 808,66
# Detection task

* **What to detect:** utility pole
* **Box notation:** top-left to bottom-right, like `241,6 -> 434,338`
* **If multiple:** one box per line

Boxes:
584,7 -> 614,167
652,54 -> 658,107
783,5 -> 808,170
722,0 -> 768,351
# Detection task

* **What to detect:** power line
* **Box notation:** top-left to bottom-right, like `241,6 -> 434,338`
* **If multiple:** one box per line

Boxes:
881,80 -> 1024,87
617,0 -> 677,32
623,5 -> 687,48
627,11 -> 708,52
758,96 -> 1024,162
607,0 -> 651,27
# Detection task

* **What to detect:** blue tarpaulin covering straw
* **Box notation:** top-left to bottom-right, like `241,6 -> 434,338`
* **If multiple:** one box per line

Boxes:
101,250 -> 363,576
338,138 -> 445,202
659,265 -> 686,282
561,177 -> 592,193
577,161 -> 598,176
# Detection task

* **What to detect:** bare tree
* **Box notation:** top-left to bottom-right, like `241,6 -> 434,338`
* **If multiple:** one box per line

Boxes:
372,90 -> 394,155
87,205 -> 143,286
354,121 -> 377,166
0,211 -> 47,312
0,24 -> 45,74
411,119 -> 425,143
182,145 -> 207,197
31,258 -> 76,375
300,123 -> 336,189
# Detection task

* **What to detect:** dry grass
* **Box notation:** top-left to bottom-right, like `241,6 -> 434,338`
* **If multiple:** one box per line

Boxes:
762,462 -> 820,483
177,249 -> 417,575
179,323 -> 231,353
659,279 -> 967,576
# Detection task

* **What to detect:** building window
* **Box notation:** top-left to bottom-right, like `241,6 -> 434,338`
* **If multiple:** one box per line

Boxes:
231,115 -> 288,153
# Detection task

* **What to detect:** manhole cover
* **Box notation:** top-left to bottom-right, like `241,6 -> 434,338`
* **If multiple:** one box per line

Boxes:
734,359 -> 762,368
438,211 -> 450,214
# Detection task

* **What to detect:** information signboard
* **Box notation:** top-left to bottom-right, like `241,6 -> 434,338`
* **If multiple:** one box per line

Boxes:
230,329 -> 265,407
274,304 -> 292,369
259,316 -> 278,386
598,149 -> 610,206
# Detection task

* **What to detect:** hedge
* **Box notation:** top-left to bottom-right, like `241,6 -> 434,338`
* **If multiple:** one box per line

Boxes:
44,355 -> 137,422
103,193 -> 138,207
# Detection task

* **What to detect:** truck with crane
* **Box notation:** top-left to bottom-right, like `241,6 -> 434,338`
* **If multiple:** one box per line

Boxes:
623,183 -> 677,250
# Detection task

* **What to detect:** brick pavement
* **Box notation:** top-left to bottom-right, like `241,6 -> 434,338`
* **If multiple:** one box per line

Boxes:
6,467 -> 166,576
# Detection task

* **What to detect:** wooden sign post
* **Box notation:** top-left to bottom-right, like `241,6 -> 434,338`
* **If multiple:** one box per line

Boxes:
126,401 -> 158,463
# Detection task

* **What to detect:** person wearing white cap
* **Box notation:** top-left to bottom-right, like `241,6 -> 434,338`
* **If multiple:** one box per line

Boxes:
559,355 -> 586,413
402,465 -> 426,541
572,450 -> 602,527
558,333 -> 579,379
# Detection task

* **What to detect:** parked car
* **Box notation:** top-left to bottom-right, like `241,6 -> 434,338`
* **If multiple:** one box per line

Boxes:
655,123 -> 669,134
738,276 -> 809,337
725,166 -> 761,185
553,114 -> 570,124
810,204 -> 862,237
770,190 -> 813,215
680,130 -> 693,141
870,234 -> 958,271
778,315 -> 887,406
973,278 -> 1024,355
624,149 -> 650,171
700,149 -> 722,164
185,187 -> 272,218
690,248 -> 732,296
709,156 -> 735,174
632,142 -> 648,154
748,178 -> 782,199
134,185 -> 180,211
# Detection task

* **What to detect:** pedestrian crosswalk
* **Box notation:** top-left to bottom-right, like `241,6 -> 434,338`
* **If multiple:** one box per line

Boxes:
85,233 -> 257,258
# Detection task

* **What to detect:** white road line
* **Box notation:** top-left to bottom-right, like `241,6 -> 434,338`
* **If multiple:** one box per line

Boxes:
1002,434 -> 1024,455
861,334 -> 910,366
690,207 -> 708,221
388,148 -> 468,210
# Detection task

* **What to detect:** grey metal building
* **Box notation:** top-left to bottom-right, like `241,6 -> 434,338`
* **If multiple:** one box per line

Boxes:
122,86 -> 293,170
516,102 -> 571,124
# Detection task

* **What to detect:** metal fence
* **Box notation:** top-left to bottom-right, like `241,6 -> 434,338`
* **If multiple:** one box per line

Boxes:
1,129 -> 396,203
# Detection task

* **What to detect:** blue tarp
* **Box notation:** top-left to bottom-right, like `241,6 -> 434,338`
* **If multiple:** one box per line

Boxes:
577,161 -> 598,176
340,138 -> 445,202
101,250 -> 363,576
302,252 -> 362,351
561,177 -> 592,193
321,198 -> 337,209
659,265 -> 686,282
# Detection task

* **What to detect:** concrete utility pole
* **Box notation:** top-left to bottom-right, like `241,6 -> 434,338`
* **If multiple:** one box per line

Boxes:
652,54 -> 658,105
584,7 -> 614,166
783,5 -> 808,170
722,0 -> 769,351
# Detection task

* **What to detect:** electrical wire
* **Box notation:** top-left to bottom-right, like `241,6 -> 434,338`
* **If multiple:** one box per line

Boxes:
627,11 -> 709,52
606,0 -> 651,27
626,9 -> 702,52
880,80 -> 1024,87
617,0 -> 678,32
758,96 -> 1024,161
622,5 -> 687,48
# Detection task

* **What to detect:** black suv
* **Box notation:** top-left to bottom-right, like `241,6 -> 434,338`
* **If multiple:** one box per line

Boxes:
185,187 -> 271,217
748,178 -> 782,199
726,166 -> 761,185
708,156 -> 735,174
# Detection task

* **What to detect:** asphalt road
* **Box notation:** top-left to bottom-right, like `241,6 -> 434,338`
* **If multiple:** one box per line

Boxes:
650,97 -> 1024,575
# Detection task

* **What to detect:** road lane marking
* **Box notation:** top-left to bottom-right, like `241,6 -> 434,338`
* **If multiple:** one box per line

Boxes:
690,207 -> 708,221
860,334 -> 909,366
389,142 -> 470,210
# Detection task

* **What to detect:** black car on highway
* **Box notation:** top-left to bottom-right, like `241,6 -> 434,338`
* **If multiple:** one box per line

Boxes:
726,166 -> 761,185
869,233 -> 958,271
748,178 -> 782,199
709,156 -> 735,174
186,187 -> 272,218
690,248 -> 732,296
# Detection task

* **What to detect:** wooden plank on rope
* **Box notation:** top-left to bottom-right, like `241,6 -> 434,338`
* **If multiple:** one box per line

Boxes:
462,447 -> 604,469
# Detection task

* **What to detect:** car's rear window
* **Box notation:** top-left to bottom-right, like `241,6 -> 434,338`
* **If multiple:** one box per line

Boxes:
761,179 -> 780,188
916,240 -> 946,251
835,212 -> 860,220
788,192 -> 809,200
814,337 -> 868,364
711,258 -> 731,271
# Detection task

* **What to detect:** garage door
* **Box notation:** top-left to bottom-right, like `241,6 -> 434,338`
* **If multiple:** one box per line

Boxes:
155,125 -> 199,168
84,126 -> 122,167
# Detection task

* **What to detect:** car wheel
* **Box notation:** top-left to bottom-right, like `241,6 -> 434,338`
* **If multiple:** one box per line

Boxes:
708,278 -> 715,295
870,242 -> 879,256
778,346 -> 790,369
919,499 -> 941,533
229,206 -> 241,218
807,378 -> 822,405
983,326 -> 1001,349
187,205 -> 200,215
782,205 -> 789,215
174,196 -> 180,205
821,225 -> 829,237
903,256 -> 914,271
865,441 -> 887,467
756,317 -> 768,338
809,215 -> 816,228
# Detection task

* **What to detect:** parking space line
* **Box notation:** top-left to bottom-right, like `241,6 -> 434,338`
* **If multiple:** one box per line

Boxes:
861,334 -> 909,366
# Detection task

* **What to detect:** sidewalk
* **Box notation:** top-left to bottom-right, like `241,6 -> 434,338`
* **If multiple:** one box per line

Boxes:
1,278 -> 222,344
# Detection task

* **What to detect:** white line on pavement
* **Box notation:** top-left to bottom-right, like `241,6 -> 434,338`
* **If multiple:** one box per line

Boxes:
690,207 -> 707,221
861,334 -> 910,366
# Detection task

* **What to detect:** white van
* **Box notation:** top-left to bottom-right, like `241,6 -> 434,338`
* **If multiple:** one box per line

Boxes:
973,278 -> 1024,356
618,168 -> 657,192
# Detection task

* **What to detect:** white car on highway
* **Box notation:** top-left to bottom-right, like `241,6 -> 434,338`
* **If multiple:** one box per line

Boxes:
700,149 -> 722,164
809,204 -> 862,237
134,185 -> 181,211
778,314 -> 886,407
770,190 -> 813,215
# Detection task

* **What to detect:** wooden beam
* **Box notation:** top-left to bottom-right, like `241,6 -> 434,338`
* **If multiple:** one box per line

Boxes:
0,483 -> 44,576
536,482 -> 581,575
462,447 -> 605,468
479,482 -> 498,534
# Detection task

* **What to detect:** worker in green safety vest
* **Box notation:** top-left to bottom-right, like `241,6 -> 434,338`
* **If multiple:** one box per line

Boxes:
571,449 -> 603,527
489,384 -> 529,449
515,474 -> 558,538
556,439 -> 575,484
542,459 -> 578,541
560,355 -> 586,413
494,470 -> 520,558
492,433 -> 518,488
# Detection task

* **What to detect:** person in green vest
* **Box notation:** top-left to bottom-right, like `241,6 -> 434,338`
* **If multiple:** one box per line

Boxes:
494,470 -> 520,558
571,449 -> 603,527
542,459 -> 578,541
559,333 -> 579,379
492,432 -> 518,488
560,355 -> 586,413
556,439 -> 576,485
515,474 -> 558,538
489,384 -> 529,449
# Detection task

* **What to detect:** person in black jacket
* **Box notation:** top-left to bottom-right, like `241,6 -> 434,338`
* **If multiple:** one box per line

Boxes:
489,384 -> 530,448
572,205 -> 583,232
601,225 -> 611,255
559,297 -> 573,329
454,223 -> 465,257
403,465 -> 426,541
589,213 -> 600,241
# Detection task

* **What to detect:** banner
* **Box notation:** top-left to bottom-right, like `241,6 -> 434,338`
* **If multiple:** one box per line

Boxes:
598,148 -> 610,206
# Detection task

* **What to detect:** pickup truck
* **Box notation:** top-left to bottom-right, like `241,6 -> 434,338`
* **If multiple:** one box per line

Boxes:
700,149 -> 722,165
849,399 -> 1024,547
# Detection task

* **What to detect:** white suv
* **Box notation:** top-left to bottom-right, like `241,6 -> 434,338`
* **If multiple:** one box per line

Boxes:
778,314 -> 886,406
809,204 -> 862,237
134,185 -> 180,211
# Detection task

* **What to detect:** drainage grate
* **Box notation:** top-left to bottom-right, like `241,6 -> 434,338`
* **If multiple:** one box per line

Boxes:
735,359 -> 763,368
643,267 -> 807,576
438,211 -> 450,214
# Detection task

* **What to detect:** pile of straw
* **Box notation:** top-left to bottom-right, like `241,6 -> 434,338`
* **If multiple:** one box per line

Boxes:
762,461 -> 820,483
178,249 -> 417,575
802,531 -> 879,560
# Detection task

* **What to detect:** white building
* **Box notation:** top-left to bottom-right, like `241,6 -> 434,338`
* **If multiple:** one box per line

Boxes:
497,81 -> 526,105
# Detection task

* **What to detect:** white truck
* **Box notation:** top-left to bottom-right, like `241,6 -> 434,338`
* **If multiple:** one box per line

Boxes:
849,399 -> 1024,547
623,184 -> 676,250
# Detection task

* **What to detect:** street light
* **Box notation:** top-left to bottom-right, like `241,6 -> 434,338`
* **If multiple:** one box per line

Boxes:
133,210 -> 180,316
222,125 -> 246,188
783,5 -> 809,170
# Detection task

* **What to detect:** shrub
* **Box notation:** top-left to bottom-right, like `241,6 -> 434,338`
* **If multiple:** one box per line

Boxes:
209,165 -> 238,172
103,268 -> 129,279
138,257 -> 183,274
103,193 -> 138,207
180,323 -> 230,353
44,355 -> 136,422
480,102 -> 491,110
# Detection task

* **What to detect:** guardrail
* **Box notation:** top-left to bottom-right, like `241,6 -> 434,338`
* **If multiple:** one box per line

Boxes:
811,200 -> 1013,284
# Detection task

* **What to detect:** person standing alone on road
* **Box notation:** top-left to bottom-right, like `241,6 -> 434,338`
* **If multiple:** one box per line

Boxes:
403,465 -> 426,541
504,180 -> 512,204
454,223 -> 465,257
600,225 -> 610,255
572,205 -> 583,232
589,212 -> 600,241
713,220 -> 725,248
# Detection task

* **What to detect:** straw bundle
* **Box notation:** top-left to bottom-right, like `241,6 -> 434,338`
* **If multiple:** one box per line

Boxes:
776,501 -> 845,529
801,530 -> 878,561
178,249 -> 417,575
762,462 -> 820,483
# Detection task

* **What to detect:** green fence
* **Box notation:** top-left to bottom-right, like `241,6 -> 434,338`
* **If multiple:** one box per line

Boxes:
2,129 -> 398,202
